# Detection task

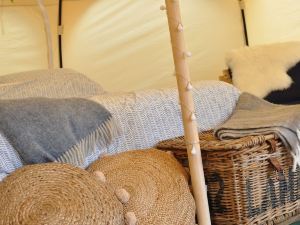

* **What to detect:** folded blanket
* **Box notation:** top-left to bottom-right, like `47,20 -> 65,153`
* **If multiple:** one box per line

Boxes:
215,92 -> 300,171
0,98 -> 118,167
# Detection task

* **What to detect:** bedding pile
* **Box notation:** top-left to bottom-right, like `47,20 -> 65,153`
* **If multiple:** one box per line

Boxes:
0,69 -> 240,181
0,69 -> 108,180
215,92 -> 300,171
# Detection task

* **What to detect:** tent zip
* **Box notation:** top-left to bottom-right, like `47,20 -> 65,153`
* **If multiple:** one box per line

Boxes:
239,0 -> 249,46
58,0 -> 63,68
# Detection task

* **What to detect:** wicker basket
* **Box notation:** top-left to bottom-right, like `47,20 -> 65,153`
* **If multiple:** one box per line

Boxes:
156,131 -> 300,225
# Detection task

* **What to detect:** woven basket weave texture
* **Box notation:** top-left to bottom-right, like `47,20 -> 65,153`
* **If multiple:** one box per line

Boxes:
157,131 -> 300,225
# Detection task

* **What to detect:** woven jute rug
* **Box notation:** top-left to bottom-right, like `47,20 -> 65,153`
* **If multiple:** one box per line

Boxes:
87,149 -> 196,225
0,163 -> 124,225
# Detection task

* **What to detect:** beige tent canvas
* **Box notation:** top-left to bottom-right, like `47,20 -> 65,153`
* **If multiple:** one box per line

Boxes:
1,1 -> 300,92
0,0 -> 246,91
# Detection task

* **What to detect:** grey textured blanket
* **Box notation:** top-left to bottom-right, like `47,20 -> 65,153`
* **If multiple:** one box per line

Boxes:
0,98 -> 118,167
215,92 -> 300,171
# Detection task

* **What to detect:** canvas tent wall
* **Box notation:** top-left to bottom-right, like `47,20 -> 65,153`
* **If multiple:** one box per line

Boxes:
0,0 -> 300,92
0,0 -> 59,73
244,0 -> 300,45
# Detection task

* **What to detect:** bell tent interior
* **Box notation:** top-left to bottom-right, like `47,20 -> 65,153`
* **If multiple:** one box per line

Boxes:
1,0 -> 299,91
0,0 -> 300,225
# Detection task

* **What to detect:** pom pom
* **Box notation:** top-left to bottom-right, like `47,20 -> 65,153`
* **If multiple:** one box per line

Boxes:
183,51 -> 192,58
160,5 -> 166,10
93,171 -> 106,183
115,188 -> 130,204
125,212 -> 137,225
177,23 -> 184,32
186,82 -> 193,91
190,113 -> 197,121
191,145 -> 197,155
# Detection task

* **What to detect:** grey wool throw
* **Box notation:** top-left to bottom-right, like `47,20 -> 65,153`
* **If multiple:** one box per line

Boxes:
215,92 -> 300,171
0,98 -> 118,167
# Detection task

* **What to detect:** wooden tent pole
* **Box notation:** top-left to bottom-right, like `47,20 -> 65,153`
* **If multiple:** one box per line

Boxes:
164,1 -> 211,224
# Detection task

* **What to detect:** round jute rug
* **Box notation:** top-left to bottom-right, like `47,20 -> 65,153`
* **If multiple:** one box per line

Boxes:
0,163 -> 124,225
88,149 -> 196,225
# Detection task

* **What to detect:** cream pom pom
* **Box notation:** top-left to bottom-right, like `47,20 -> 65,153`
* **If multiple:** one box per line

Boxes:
115,188 -> 130,204
93,171 -> 106,183
125,212 -> 137,225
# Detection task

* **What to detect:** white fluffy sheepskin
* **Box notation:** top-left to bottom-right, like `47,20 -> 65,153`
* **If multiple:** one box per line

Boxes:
226,41 -> 300,98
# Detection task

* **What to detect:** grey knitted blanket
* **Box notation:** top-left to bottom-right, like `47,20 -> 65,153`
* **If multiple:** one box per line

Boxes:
0,98 -> 118,167
215,92 -> 300,171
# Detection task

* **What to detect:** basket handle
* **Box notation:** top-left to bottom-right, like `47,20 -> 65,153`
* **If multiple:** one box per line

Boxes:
266,139 -> 285,181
